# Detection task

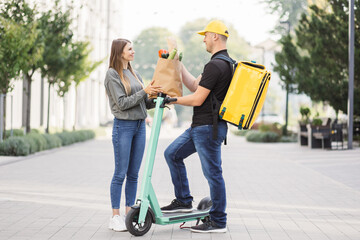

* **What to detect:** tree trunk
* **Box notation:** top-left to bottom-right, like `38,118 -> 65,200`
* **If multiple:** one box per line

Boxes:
22,75 -> 28,129
25,73 -> 31,133
22,74 -> 32,133
46,83 -> 51,134
0,94 -> 6,141
73,87 -> 78,131
63,93 -> 67,131
40,76 -> 44,126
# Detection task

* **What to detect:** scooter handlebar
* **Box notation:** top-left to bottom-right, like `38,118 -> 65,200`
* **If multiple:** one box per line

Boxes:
160,97 -> 177,108
164,97 -> 177,104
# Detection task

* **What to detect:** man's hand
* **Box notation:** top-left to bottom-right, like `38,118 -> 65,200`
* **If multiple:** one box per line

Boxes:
181,63 -> 202,92
174,86 -> 210,106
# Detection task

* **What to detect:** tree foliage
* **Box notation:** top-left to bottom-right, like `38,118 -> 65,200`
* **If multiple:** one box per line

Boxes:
132,18 -> 252,123
261,0 -> 329,32
273,35 -> 301,93
57,41 -> 102,97
0,0 -> 42,134
39,1 -> 73,86
273,0 -> 359,115
261,0 -> 308,31
0,0 -> 100,134
179,18 -> 251,77
133,27 -> 175,79
0,16 -> 37,94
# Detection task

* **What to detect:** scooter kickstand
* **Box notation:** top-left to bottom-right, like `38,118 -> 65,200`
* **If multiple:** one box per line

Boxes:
195,218 -> 200,225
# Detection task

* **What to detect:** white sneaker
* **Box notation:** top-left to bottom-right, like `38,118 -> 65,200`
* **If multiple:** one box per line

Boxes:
109,215 -> 127,232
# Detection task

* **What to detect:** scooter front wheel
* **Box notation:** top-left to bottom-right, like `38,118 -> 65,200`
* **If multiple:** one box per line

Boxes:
125,207 -> 152,236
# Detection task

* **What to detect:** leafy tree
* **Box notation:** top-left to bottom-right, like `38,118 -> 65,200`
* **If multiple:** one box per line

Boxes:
261,0 -> 329,33
132,20 -> 251,124
273,35 -> 301,93
0,0 -> 43,134
226,24 -> 251,61
38,1 -> 73,133
0,17 -> 24,94
261,0 -> 308,32
57,41 -> 102,130
179,18 -> 251,77
0,18 -> 27,140
58,41 -> 101,96
178,19 -> 251,122
274,0 -> 360,115
133,27 -> 175,79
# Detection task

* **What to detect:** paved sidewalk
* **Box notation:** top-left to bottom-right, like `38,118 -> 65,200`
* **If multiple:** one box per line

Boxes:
0,129 -> 359,240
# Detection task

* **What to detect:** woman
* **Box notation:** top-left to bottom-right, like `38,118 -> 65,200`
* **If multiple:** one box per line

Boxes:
104,38 -> 161,232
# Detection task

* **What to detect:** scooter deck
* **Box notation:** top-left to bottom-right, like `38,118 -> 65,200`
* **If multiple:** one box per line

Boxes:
159,209 -> 209,223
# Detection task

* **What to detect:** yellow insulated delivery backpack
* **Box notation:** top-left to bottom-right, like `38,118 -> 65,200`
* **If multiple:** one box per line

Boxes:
213,55 -> 271,130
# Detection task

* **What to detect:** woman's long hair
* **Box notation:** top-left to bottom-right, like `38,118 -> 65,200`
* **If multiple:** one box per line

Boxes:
109,38 -> 143,95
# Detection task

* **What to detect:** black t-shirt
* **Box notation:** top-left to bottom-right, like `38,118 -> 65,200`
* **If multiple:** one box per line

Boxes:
191,49 -> 233,127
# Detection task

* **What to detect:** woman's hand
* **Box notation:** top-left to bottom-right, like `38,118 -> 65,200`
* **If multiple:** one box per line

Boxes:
144,80 -> 162,95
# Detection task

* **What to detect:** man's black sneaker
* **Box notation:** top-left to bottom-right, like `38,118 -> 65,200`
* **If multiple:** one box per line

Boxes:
191,220 -> 227,233
161,199 -> 193,213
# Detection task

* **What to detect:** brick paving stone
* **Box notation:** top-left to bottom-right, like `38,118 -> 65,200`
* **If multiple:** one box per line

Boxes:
0,129 -> 359,239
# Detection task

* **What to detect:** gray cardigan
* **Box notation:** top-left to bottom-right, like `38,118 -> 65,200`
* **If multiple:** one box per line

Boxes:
104,68 -> 153,120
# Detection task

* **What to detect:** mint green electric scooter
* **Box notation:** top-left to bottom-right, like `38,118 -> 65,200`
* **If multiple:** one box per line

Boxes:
125,93 -> 212,236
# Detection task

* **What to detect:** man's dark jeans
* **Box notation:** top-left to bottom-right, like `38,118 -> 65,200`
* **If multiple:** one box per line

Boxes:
164,121 -> 228,228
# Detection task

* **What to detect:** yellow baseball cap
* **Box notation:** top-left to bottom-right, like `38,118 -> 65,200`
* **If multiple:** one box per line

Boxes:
197,20 -> 229,38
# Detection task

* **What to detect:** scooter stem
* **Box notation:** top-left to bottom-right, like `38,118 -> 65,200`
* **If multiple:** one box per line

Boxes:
137,94 -> 165,223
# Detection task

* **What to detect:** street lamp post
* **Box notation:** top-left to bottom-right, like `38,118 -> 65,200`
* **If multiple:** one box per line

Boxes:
348,0 -> 354,150
255,46 -> 266,122
280,20 -> 291,136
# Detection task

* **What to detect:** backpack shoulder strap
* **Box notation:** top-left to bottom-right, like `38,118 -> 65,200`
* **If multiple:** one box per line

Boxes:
212,54 -> 236,64
209,54 -> 236,145
212,54 -> 237,74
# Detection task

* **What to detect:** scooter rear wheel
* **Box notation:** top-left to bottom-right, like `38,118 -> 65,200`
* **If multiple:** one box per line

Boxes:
125,207 -> 152,236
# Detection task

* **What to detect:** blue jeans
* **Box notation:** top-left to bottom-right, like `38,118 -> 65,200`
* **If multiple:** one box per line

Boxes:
111,118 -> 145,209
164,121 -> 228,227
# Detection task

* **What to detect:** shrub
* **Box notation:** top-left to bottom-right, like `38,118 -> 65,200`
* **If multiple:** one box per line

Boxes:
43,134 -> 62,149
231,129 -> 250,136
55,132 -> 76,146
74,130 -> 95,142
0,129 -> 95,156
258,123 -> 282,135
262,132 -> 280,142
312,118 -> 323,126
5,129 -> 24,138
259,124 -> 271,132
30,129 -> 40,134
0,137 -> 30,156
246,130 -> 280,143
280,135 -> 297,142
24,133 -> 48,153
300,106 -> 311,123
55,130 -> 95,146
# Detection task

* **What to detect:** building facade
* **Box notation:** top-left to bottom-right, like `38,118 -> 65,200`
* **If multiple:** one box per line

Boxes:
6,0 -> 123,132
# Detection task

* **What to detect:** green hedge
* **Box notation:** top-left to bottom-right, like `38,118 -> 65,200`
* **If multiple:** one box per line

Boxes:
43,134 -> 62,149
25,133 -> 48,153
245,130 -> 280,143
5,129 -> 25,138
0,137 -> 30,156
230,129 -> 250,136
232,123 -> 297,143
0,130 -> 95,156
55,130 -> 95,146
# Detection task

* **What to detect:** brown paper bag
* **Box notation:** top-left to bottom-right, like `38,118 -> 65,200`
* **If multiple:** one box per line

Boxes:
150,58 -> 182,98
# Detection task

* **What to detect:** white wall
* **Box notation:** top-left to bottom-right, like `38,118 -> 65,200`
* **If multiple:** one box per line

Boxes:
6,0 -> 123,131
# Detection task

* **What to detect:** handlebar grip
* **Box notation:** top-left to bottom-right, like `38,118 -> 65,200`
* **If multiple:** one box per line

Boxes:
160,97 -> 177,108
